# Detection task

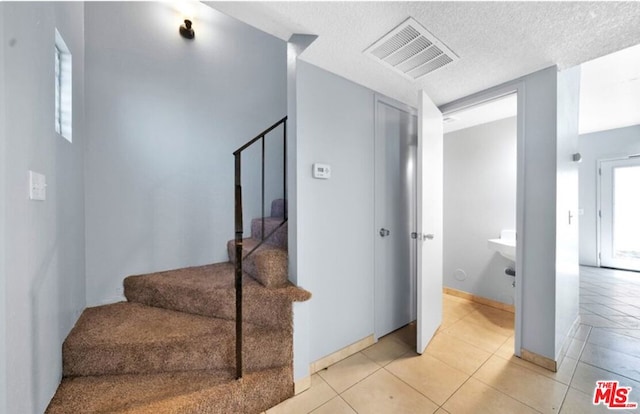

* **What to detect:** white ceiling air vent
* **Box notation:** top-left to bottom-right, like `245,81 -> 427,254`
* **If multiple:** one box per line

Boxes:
364,17 -> 459,81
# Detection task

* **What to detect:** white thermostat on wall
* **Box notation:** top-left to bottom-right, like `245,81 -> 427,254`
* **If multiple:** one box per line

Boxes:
312,163 -> 331,179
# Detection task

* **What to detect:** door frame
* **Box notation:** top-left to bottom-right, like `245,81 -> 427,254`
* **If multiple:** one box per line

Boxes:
373,93 -> 418,340
597,155 -> 640,270
439,83 -> 526,357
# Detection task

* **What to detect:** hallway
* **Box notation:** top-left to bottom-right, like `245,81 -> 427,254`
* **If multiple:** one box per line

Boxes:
267,266 -> 640,413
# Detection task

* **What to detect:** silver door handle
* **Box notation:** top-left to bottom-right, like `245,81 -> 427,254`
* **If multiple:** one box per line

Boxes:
423,234 -> 434,240
379,228 -> 390,237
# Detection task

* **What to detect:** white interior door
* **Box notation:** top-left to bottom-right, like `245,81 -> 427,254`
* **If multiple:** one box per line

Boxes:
600,156 -> 640,272
374,98 -> 418,339
416,90 -> 443,354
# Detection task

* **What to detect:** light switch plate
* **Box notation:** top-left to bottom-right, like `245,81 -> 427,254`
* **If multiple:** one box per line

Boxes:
312,163 -> 331,179
29,171 -> 46,201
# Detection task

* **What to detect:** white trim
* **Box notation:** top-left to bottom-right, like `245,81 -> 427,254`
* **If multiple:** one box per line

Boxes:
440,81 -> 525,358
596,159 -> 603,267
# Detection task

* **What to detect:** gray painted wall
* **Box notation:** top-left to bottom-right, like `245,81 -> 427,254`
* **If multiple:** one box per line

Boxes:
443,117 -> 517,305
297,61 -> 376,361
518,67 -> 559,360
555,66 -> 581,356
579,125 -> 640,266
0,3 -> 7,411
2,3 -> 86,412
84,2 -> 286,306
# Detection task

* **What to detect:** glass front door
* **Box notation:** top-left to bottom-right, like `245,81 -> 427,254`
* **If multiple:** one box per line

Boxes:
600,156 -> 640,272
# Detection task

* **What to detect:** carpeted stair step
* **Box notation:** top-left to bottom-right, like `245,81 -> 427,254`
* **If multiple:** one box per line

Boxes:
63,302 -> 291,377
124,263 -> 310,330
251,217 -> 288,248
46,366 -> 292,414
270,198 -> 287,218
227,238 -> 288,288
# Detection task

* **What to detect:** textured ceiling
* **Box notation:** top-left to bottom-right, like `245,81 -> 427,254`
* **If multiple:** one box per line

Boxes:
208,1 -> 640,107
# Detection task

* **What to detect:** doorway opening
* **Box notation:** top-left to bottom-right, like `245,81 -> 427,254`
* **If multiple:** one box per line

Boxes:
578,42 -> 640,274
440,93 -> 518,355
373,90 -> 522,359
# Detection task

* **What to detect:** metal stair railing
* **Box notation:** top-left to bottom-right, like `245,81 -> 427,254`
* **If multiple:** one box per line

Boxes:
232,116 -> 287,379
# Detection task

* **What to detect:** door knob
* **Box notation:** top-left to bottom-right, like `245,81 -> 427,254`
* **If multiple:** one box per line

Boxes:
379,228 -> 390,237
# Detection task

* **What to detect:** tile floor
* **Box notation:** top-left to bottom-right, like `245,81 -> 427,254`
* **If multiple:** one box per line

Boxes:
267,266 -> 640,413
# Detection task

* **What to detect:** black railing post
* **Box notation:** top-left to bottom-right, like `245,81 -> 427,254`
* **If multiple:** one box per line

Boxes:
261,136 -> 265,241
283,119 -> 287,220
234,153 -> 243,380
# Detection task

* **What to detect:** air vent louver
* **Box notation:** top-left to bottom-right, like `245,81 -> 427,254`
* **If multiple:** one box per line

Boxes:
364,17 -> 458,80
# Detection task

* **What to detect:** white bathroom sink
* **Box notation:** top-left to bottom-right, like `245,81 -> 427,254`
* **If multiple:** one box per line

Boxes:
488,230 -> 516,262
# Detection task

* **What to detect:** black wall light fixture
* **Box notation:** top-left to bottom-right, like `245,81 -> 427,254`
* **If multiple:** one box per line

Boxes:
179,19 -> 195,40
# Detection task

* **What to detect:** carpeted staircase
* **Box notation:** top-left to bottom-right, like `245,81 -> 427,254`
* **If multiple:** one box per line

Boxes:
46,199 -> 310,414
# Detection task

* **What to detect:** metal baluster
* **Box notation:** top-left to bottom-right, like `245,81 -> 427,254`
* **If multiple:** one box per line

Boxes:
261,135 -> 265,241
234,153 -> 243,379
283,120 -> 287,220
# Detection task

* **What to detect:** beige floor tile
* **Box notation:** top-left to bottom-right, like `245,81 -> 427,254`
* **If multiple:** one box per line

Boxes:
443,377 -> 539,414
435,409 -> 450,414
495,336 -> 515,360
424,332 -> 492,375
605,304 -> 640,317
361,335 -> 411,367
566,338 -> 586,359
389,323 -> 417,347
310,396 -> 356,414
496,349 -> 578,385
462,306 -> 514,337
588,328 -> 640,359
580,343 -> 640,382
317,352 -> 380,393
440,314 -> 465,330
599,328 -> 640,341
580,314 -> 624,328
582,303 -> 628,317
474,355 -> 568,413
386,352 -> 469,405
587,328 -> 640,357
560,387 -> 635,414
341,369 -> 439,414
570,361 -> 640,396
266,374 -> 336,414
606,315 -> 640,329
443,299 -> 479,321
573,324 -> 592,341
443,318 -> 510,353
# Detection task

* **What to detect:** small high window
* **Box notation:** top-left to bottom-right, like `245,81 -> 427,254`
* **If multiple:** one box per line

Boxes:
54,29 -> 72,142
